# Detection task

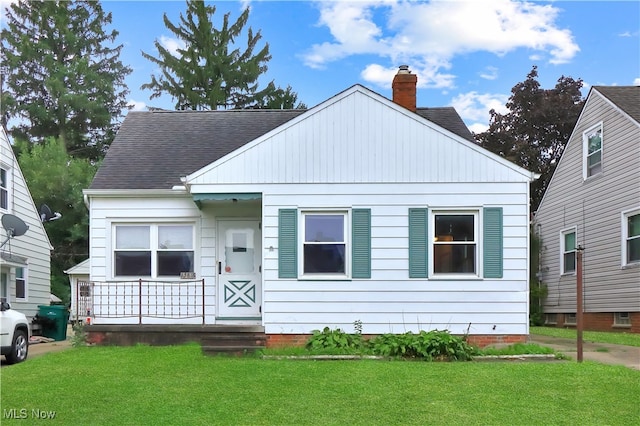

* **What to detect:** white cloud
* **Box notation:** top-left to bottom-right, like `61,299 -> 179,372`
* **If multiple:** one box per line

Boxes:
128,99 -> 147,112
479,66 -> 499,81
159,36 -> 185,57
634,78 -> 640,86
450,91 -> 510,133
303,0 -> 579,86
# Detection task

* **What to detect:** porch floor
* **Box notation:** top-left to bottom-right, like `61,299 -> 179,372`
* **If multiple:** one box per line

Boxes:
85,324 -> 266,355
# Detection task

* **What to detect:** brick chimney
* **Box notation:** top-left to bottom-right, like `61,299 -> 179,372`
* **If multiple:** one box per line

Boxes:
392,65 -> 417,112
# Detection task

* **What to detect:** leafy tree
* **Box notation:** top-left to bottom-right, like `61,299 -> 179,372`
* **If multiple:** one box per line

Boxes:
1,0 -> 131,160
141,0 -> 301,110
17,138 -> 98,304
476,66 -> 584,211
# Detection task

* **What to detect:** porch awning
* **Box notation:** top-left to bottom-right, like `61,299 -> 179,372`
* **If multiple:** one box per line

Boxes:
0,252 -> 28,267
193,193 -> 261,202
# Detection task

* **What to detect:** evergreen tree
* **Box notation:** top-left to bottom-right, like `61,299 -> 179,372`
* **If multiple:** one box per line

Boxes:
142,1 -> 297,110
17,138 -> 98,304
1,0 -> 131,160
476,66 -> 584,211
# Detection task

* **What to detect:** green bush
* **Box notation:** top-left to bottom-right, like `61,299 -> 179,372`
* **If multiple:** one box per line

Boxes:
369,330 -> 476,361
304,327 -> 476,361
306,327 -> 366,353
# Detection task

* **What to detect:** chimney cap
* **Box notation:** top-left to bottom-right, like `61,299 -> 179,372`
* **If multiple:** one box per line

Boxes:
398,65 -> 411,74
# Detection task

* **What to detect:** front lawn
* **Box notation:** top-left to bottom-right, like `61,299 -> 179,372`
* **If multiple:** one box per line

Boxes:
530,326 -> 640,347
1,345 -> 638,425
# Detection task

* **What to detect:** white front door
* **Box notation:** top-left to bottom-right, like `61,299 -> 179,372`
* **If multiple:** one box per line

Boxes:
217,220 -> 262,321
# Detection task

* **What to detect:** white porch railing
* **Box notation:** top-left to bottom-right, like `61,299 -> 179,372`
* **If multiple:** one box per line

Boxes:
76,279 -> 206,325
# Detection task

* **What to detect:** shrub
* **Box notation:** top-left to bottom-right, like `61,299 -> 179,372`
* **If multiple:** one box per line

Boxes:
369,330 -> 476,361
306,327 -> 366,353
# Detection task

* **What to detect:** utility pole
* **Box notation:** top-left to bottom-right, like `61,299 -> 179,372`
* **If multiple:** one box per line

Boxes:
576,245 -> 584,363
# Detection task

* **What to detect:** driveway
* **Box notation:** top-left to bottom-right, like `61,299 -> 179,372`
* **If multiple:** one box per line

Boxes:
529,334 -> 640,370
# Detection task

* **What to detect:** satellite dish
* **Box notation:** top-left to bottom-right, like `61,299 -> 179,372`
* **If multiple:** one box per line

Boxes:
1,214 -> 29,249
40,204 -> 62,223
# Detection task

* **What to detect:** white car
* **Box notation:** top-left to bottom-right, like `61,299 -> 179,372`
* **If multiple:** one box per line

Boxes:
1,301 -> 30,364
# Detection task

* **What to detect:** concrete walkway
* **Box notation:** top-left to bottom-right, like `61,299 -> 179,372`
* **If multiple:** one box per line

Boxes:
528,334 -> 640,370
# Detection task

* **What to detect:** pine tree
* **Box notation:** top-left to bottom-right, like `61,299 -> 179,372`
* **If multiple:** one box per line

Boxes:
1,0 -> 131,160
476,66 -> 584,211
141,1 -> 289,110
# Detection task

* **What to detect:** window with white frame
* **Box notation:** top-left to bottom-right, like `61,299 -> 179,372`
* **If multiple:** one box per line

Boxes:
113,224 -> 194,278
1,272 -> 8,303
433,211 -> 478,275
301,212 -> 348,276
614,312 -> 631,327
564,313 -> 576,325
561,228 -> 577,274
583,124 -> 603,178
623,210 -> 640,266
15,267 -> 26,300
1,166 -> 8,210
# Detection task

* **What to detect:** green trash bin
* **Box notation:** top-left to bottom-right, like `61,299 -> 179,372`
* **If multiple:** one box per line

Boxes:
37,305 -> 70,341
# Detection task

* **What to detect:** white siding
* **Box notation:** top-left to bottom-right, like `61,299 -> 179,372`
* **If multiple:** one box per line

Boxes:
187,87 -> 532,186
88,86 -> 533,334
0,129 -> 51,318
536,89 -> 640,313
257,181 -> 529,336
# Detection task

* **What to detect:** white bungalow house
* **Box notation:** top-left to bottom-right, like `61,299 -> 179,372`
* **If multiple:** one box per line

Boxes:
0,127 -> 52,319
83,67 -> 537,347
534,86 -> 640,332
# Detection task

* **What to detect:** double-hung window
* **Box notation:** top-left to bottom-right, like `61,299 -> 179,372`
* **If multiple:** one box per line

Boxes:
114,224 -> 194,278
302,212 -> 347,275
278,208 -> 371,280
1,167 -> 8,210
433,212 -> 478,275
583,123 -> 603,179
408,207 -> 503,279
623,209 -> 640,266
15,267 -> 26,300
561,228 -> 577,274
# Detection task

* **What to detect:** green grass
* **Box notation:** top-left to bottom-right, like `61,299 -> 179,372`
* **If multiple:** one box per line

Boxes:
530,326 -> 640,347
2,344 -> 639,425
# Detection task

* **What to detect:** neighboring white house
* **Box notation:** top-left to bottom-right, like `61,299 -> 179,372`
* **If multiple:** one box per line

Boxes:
534,86 -> 640,333
0,127 -> 52,319
65,258 -> 90,323
83,67 -> 537,346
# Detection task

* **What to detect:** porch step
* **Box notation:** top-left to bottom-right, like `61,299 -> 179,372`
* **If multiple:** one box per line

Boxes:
201,332 -> 267,356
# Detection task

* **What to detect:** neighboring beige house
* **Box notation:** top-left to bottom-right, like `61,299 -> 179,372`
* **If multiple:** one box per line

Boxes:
0,127 -> 52,319
535,86 -> 640,333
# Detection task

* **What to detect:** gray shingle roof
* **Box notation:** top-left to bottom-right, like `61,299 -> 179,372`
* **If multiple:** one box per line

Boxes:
90,109 -> 305,189
91,98 -> 476,190
594,86 -> 640,124
415,107 -> 476,143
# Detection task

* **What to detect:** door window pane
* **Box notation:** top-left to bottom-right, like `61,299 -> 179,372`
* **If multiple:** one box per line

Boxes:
224,229 -> 254,274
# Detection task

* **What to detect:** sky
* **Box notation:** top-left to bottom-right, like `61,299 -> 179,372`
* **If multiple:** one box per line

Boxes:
3,0 -> 640,133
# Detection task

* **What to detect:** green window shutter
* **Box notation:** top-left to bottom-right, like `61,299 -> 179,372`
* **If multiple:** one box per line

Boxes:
483,207 -> 503,278
278,209 -> 297,278
352,209 -> 371,279
409,208 -> 428,278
